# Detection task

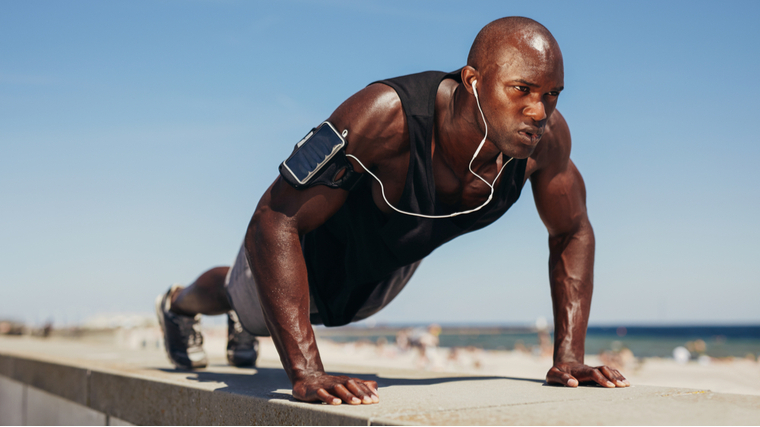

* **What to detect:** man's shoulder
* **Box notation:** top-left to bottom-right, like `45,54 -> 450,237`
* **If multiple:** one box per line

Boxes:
326,69 -> 460,165
527,110 -> 572,177
543,110 -> 571,154
327,82 -> 408,164
372,70 -> 452,87
370,69 -> 459,115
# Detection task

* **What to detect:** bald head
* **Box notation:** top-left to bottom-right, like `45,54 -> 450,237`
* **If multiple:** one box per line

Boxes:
458,17 -> 564,159
467,17 -> 561,72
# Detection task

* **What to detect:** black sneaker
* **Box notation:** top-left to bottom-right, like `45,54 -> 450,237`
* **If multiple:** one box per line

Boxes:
155,285 -> 208,369
226,309 -> 258,367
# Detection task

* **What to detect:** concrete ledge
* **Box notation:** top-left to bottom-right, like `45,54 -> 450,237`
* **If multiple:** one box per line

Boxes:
2,336 -> 760,425
0,353 -> 368,425
0,355 -> 90,406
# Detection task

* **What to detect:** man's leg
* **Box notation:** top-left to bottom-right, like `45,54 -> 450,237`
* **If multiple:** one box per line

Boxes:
156,266 -> 233,370
157,264 -> 260,369
170,266 -> 232,316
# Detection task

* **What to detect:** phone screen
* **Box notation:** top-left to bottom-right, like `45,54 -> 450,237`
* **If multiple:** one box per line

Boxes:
284,123 -> 344,183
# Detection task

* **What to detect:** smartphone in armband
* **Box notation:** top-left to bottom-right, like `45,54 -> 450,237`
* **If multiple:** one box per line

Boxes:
279,121 -> 347,188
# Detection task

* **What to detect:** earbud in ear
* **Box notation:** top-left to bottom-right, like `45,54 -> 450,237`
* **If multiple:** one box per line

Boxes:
472,80 -> 479,98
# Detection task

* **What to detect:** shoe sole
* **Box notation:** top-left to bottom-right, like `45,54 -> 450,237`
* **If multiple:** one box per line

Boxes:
227,349 -> 257,367
155,291 -> 196,370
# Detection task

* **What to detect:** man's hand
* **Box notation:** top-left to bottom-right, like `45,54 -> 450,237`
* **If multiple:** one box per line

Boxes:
293,373 -> 380,405
546,362 -> 630,388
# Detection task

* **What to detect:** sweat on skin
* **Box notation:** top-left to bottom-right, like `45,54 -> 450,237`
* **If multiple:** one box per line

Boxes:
165,16 -> 629,406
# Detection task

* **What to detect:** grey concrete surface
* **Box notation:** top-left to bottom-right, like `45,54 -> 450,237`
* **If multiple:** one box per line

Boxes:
0,376 -> 25,425
26,386 -> 107,426
1,335 -> 759,425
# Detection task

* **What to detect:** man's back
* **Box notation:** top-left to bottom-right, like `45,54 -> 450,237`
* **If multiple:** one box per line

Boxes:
303,69 -> 529,326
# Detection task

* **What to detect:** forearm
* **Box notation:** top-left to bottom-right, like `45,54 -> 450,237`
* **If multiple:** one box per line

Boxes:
245,213 -> 324,384
548,219 -> 595,365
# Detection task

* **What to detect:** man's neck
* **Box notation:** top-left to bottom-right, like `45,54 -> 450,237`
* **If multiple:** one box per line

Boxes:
436,80 -> 501,176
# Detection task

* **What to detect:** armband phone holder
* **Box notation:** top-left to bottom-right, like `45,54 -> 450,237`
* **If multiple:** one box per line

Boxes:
279,121 -> 363,190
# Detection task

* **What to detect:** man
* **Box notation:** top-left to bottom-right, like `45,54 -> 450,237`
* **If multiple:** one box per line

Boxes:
156,16 -> 630,405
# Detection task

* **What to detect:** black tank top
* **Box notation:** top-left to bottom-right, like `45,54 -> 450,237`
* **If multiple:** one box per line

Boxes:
303,70 -> 528,326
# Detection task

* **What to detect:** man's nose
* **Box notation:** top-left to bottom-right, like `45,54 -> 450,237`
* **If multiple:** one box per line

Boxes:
523,98 -> 547,122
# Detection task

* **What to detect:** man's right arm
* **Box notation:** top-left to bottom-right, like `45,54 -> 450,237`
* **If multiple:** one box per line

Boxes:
244,83 -> 405,405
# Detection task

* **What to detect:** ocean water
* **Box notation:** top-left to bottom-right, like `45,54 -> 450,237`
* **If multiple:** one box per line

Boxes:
585,325 -> 760,358
317,325 -> 760,359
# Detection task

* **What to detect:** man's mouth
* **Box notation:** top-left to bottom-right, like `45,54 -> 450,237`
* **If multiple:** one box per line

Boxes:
518,129 -> 543,144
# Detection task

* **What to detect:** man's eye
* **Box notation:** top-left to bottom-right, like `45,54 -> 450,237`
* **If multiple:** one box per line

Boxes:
548,91 -> 560,97
515,86 -> 529,92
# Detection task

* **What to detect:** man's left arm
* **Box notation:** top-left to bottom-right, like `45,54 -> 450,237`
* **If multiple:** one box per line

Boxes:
530,113 -> 629,388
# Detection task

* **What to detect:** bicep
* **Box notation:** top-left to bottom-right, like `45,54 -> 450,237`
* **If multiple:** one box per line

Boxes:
252,83 -> 403,235
254,175 -> 350,236
530,158 -> 589,237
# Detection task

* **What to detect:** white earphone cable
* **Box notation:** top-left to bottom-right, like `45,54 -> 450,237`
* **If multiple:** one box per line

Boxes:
345,80 -> 512,219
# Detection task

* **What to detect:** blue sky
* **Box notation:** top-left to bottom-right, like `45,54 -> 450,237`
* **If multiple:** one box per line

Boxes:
1,0 -> 759,327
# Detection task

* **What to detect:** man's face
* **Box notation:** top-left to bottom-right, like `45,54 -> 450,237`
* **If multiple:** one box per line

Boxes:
477,33 -> 564,159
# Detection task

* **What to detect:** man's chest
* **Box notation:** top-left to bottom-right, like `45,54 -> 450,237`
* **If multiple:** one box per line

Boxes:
432,151 -> 515,211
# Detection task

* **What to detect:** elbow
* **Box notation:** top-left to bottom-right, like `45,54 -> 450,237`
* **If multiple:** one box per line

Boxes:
246,208 -> 274,254
575,217 -> 594,243
246,207 -> 267,243
245,206 -> 299,261
549,215 -> 594,244
547,217 -> 595,268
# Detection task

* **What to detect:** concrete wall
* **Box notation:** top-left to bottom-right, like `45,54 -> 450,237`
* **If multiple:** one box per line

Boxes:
0,353 -> 371,426
0,375 -> 131,426
4,338 -> 760,426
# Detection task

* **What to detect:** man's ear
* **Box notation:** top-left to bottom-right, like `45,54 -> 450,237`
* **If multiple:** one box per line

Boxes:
461,66 -> 479,95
